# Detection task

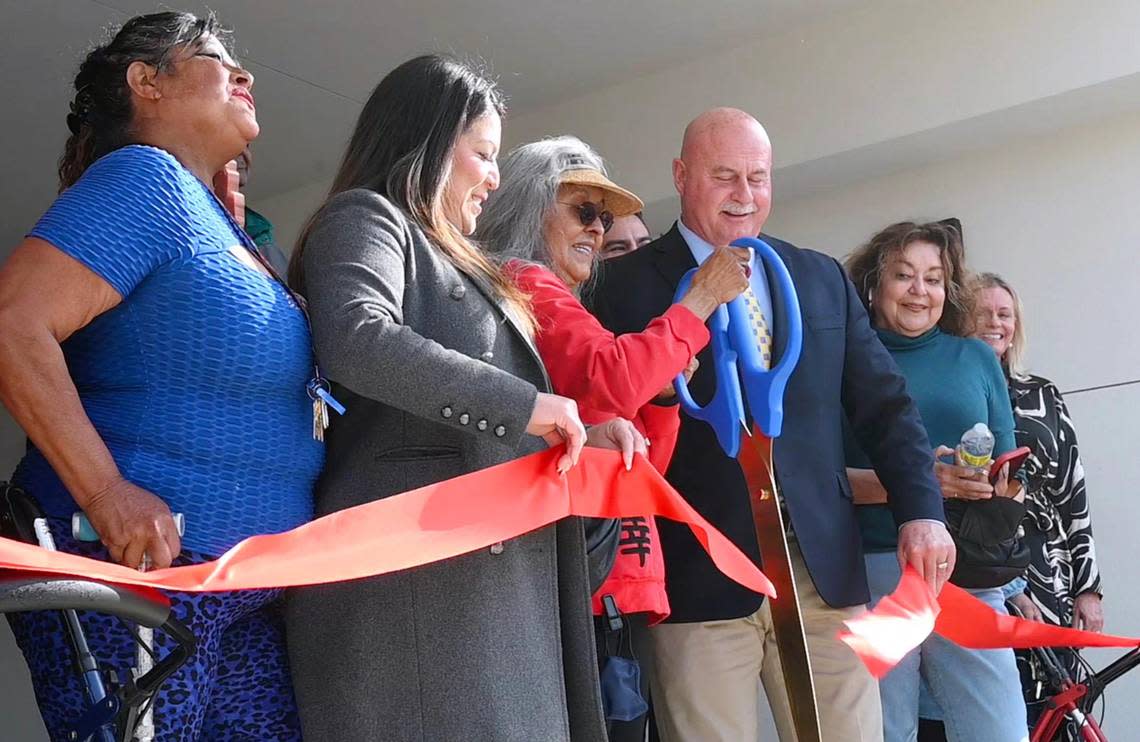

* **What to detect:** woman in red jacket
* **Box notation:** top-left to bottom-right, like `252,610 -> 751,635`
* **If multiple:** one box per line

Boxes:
476,136 -> 747,474
475,135 -> 747,738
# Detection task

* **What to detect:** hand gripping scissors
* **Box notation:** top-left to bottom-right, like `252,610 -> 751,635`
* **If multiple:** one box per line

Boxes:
674,236 -> 821,741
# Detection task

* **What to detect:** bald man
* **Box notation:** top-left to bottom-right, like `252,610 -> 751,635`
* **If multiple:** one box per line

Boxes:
588,108 -> 953,742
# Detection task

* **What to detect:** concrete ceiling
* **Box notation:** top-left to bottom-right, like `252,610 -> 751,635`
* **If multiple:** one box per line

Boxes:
0,0 -> 863,251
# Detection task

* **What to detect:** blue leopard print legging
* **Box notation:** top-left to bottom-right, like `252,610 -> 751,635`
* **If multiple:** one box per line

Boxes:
6,518 -> 302,741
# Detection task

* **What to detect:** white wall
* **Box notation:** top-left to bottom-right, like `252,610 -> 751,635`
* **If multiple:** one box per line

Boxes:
504,0 -> 1140,207
252,0 -> 1140,265
254,177 -> 334,259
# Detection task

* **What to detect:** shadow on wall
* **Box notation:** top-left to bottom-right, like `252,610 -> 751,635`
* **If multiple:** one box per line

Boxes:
641,196 -> 681,238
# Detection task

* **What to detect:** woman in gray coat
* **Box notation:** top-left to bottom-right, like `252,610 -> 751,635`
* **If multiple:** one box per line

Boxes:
285,55 -> 639,741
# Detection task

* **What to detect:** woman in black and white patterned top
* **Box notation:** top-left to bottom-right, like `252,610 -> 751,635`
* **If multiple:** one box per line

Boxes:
972,273 -> 1103,632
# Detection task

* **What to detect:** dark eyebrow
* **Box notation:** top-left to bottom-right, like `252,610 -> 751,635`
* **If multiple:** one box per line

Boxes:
895,261 -> 943,273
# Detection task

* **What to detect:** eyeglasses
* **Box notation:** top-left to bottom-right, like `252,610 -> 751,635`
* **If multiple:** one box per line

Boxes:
192,51 -> 254,85
558,201 -> 614,233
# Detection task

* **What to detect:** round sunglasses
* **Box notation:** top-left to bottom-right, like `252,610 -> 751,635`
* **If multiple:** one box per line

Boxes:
558,201 -> 614,233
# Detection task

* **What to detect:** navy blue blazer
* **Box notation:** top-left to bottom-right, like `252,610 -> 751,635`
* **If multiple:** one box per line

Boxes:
588,226 -> 945,620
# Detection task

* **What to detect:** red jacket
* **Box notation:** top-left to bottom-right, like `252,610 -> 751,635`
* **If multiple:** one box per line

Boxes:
508,261 -> 710,623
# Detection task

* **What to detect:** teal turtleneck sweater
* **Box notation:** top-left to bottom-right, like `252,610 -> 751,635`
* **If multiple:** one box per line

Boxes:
847,326 -> 1017,551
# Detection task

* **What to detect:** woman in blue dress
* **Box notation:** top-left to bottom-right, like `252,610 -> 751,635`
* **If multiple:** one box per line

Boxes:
0,12 -> 321,740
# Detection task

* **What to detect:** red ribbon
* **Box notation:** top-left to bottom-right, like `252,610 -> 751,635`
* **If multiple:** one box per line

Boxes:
0,448 -> 774,598
840,566 -> 1139,678
6,450 -> 1132,675
836,566 -> 942,678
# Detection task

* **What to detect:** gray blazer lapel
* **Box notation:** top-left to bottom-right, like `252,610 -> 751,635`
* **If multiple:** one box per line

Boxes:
462,269 -> 552,391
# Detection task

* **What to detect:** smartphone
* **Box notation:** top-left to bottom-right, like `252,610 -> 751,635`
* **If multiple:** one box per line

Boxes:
989,446 -> 1031,484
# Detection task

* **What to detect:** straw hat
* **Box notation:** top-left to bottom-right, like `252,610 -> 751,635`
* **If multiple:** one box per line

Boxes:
559,161 -> 644,217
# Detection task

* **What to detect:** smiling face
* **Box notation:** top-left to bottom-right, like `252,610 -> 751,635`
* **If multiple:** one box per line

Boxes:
674,112 -> 772,247
872,241 -> 947,337
442,111 -> 501,235
601,214 -> 651,259
973,286 -> 1017,361
544,184 -> 608,287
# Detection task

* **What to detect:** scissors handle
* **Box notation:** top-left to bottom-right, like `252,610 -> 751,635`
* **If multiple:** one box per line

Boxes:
672,268 -> 747,457
729,237 -> 803,438
671,239 -> 804,456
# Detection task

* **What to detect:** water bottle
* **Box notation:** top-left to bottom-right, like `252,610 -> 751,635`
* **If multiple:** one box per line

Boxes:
957,422 -> 995,474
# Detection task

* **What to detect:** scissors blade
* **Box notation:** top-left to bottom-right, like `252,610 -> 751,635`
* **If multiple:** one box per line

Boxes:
738,429 -> 822,742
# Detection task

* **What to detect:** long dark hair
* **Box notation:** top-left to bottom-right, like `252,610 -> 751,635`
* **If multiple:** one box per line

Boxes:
58,11 -> 225,191
289,54 -> 533,331
845,220 -> 973,336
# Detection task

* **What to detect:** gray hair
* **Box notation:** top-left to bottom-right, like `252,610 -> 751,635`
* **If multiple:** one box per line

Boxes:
973,272 -> 1028,377
476,135 -> 608,269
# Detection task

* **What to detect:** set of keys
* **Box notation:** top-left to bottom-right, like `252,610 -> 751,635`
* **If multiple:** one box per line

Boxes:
312,395 -> 331,441
307,378 -> 345,442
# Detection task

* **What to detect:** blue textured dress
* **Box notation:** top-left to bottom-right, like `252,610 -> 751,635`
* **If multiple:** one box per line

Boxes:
14,145 -> 323,556
6,145 -> 322,740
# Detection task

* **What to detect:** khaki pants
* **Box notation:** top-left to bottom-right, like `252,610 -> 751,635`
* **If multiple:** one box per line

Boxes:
647,544 -> 883,742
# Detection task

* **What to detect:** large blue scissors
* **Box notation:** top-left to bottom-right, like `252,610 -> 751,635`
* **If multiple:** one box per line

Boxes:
673,236 -> 821,741
672,237 -> 803,454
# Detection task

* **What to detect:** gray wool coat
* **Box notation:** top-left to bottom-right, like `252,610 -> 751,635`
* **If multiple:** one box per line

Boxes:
285,189 -> 607,742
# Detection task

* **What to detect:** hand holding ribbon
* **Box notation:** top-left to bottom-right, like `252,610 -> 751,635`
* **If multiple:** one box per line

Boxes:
0,448 -> 775,598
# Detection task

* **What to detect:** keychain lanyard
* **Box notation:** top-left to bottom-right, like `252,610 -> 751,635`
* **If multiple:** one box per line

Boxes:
206,178 -> 346,441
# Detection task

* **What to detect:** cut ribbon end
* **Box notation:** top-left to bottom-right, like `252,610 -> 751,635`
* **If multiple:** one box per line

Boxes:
839,566 -> 939,678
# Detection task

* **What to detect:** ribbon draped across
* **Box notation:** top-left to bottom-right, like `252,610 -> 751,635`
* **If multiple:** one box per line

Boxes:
3,449 -> 1135,676
0,448 -> 774,597
840,566 -> 1140,678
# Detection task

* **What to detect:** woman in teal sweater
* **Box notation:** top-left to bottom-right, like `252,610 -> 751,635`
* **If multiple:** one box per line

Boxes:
844,221 -> 1028,742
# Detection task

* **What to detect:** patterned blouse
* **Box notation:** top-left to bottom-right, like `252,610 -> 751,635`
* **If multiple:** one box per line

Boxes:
1009,373 -> 1101,626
